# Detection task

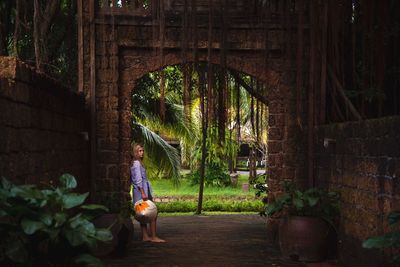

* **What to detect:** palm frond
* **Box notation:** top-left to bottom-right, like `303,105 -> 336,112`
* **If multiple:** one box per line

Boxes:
132,121 -> 181,184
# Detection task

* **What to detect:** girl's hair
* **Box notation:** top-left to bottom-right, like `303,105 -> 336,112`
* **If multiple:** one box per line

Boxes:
132,143 -> 144,161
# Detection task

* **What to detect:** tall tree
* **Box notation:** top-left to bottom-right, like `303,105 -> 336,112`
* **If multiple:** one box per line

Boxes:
33,0 -> 60,71
0,0 -> 13,55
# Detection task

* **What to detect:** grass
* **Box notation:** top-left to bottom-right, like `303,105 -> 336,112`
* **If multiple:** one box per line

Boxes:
148,173 -> 267,214
159,211 -> 259,217
151,174 -> 257,197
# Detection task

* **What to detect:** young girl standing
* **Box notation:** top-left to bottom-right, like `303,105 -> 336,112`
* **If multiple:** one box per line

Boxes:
131,144 -> 165,243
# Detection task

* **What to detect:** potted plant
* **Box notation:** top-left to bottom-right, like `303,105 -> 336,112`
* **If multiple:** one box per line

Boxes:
0,174 -> 113,267
264,180 -> 340,262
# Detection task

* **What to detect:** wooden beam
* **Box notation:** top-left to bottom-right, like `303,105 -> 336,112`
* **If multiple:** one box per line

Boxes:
308,1 -> 315,188
328,64 -> 362,121
229,71 -> 269,105
77,0 -> 83,93
295,0 -> 304,129
89,0 -> 97,198
320,1 -> 328,124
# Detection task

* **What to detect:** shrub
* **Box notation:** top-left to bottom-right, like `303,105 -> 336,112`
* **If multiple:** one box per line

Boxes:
157,199 -> 264,213
0,174 -> 112,267
188,162 -> 231,188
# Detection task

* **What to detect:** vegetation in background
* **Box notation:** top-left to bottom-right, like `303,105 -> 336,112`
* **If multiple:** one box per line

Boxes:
157,199 -> 264,213
0,0 -> 77,88
187,162 -> 231,188
132,64 -> 269,190
151,174 -> 253,197
149,174 -> 264,214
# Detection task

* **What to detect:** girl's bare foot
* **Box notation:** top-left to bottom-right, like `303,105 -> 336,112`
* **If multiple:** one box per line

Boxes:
150,237 -> 166,243
142,237 -> 151,242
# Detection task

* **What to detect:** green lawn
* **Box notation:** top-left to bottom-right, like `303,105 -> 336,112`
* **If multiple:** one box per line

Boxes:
150,174 -> 257,197
148,174 -> 267,213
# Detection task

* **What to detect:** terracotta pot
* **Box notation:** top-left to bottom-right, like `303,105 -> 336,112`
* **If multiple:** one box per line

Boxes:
278,216 -> 330,262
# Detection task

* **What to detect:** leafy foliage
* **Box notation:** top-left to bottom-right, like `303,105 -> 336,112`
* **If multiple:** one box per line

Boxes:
264,181 -> 340,226
132,67 -> 197,182
132,121 -> 181,181
1,0 -> 78,87
157,199 -> 263,213
363,211 -> 400,263
187,162 -> 231,188
251,173 -> 268,198
0,174 -> 112,267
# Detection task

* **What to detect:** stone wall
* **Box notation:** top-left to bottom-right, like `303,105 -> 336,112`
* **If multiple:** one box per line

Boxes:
84,3 -> 306,209
0,57 -> 89,191
315,116 -> 400,266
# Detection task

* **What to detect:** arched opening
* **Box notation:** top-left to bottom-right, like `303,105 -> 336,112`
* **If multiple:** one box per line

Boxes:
120,54 -> 285,214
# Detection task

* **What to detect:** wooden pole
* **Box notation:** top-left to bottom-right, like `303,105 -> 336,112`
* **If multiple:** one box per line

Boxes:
89,0 -> 96,199
196,67 -> 207,215
77,0 -> 83,93
320,0 -> 327,124
328,65 -> 362,121
308,1 -> 315,188
296,0 -> 304,129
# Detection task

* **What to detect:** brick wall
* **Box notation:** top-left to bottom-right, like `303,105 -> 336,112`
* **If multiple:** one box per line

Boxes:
0,57 -> 89,191
315,116 -> 400,266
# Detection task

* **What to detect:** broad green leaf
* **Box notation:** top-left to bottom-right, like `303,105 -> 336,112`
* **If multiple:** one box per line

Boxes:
307,196 -> 320,207
65,228 -> 90,246
40,213 -> 53,226
68,213 -> 84,228
5,238 -> 28,263
294,190 -> 303,199
62,192 -> 89,209
65,220 -> 96,246
81,204 -> 109,212
362,234 -> 393,248
78,220 -> 96,236
42,228 -> 60,240
38,199 -> 48,207
265,202 -> 281,215
54,213 -> 67,227
393,254 -> 400,263
388,212 -> 400,225
73,253 -> 104,267
293,198 -> 304,209
95,229 -> 113,242
0,176 -> 12,190
59,173 -> 77,189
21,219 -> 45,235
12,186 -> 45,207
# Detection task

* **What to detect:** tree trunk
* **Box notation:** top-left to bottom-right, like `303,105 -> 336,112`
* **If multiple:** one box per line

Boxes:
0,0 -> 13,55
249,145 -> 257,183
196,66 -> 208,215
159,69 -> 166,121
33,0 -> 61,71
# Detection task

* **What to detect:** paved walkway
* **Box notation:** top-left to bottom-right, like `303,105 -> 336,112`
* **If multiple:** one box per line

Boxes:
104,214 -> 305,267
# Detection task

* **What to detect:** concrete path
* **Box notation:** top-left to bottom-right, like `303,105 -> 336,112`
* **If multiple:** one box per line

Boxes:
104,214 -> 305,267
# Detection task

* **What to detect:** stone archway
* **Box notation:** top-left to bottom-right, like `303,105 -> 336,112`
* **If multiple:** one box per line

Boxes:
114,48 -> 304,207
78,1 -> 307,208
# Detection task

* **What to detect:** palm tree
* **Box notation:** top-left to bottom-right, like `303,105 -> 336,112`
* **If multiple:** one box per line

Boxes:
132,66 -> 196,183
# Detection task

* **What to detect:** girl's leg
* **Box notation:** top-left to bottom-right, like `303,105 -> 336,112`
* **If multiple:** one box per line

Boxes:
150,218 -> 165,242
141,223 -> 150,241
